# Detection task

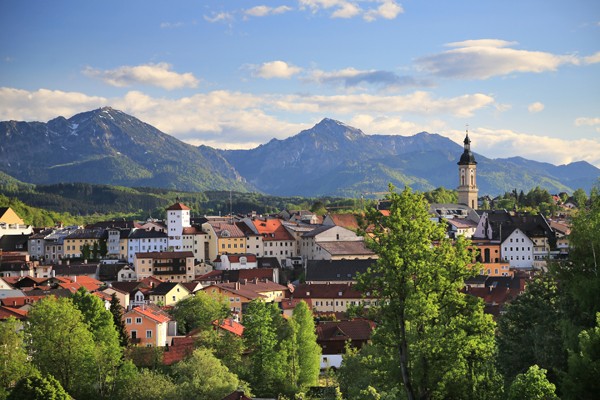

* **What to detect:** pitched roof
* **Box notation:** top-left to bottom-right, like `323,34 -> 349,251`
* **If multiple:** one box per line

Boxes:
325,214 -> 360,230
109,281 -> 150,294
128,305 -> 171,323
166,202 -> 191,211
52,263 -> 98,276
317,241 -> 376,256
163,336 -> 195,365
253,218 -> 295,241
150,282 -> 189,296
128,229 -> 167,239
302,225 -> 334,238
65,228 -> 105,240
316,319 -> 376,342
0,306 -> 28,320
212,318 -> 244,336
208,222 -> 245,238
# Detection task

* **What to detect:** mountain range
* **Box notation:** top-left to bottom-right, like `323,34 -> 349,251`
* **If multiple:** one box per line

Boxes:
1,108 -> 598,197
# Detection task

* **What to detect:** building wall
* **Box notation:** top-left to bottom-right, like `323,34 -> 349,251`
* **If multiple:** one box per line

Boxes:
124,311 -> 168,347
502,229 -> 534,269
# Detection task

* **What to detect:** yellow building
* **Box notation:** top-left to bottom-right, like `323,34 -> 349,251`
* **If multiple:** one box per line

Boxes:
63,228 -> 105,259
134,251 -> 195,282
202,222 -> 247,262
148,282 -> 191,306
0,207 -> 24,225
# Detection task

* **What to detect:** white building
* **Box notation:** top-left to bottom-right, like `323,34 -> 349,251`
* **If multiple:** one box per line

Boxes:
502,228 -> 534,269
166,202 -> 191,251
126,228 -> 168,264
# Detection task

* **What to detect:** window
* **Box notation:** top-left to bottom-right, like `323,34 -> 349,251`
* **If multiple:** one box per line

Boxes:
146,330 -> 152,338
135,317 -> 142,324
126,318 -> 132,324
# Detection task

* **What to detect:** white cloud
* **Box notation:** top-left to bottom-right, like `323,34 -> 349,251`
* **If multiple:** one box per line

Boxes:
203,12 -> 233,23
416,39 -> 579,79
2,86 -> 598,167
445,127 -> 600,168
331,2 -> 361,18
252,61 -> 302,79
364,1 -> 403,22
245,5 -> 293,17
583,51 -> 600,64
575,117 -> 600,132
299,0 -> 403,21
528,102 -> 544,113
83,63 -> 199,90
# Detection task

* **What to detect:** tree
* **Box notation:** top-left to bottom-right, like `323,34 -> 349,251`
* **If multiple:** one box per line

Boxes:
81,243 -> 91,260
497,276 -> 566,383
572,188 -> 588,208
292,301 -> 321,390
92,241 -> 99,260
114,365 -> 176,400
110,293 -> 130,347
170,291 -> 229,334
0,317 -> 32,390
171,348 -> 241,399
8,374 -> 69,400
99,238 -> 108,258
562,313 -> 600,399
507,365 -> 558,400
71,287 -> 123,398
357,185 -> 501,400
25,296 -> 96,397
243,300 -> 287,397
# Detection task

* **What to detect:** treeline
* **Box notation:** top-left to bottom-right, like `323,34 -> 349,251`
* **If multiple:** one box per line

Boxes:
0,290 -> 324,400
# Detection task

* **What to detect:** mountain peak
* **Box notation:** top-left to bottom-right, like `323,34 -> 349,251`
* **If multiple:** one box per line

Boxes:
308,118 -> 366,141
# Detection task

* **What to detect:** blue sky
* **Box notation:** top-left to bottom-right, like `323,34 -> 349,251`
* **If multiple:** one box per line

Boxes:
1,0 -> 599,167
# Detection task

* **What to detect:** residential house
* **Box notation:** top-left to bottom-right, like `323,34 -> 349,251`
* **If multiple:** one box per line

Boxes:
182,225 -> 209,263
124,305 -> 171,347
134,251 -> 195,282
213,254 -> 258,270
316,319 -> 376,369
0,207 -> 32,237
251,218 -> 297,267
148,282 -> 191,306
292,283 -> 374,313
126,228 -> 168,263
63,228 -> 105,259
300,225 -> 375,261
202,221 -> 247,263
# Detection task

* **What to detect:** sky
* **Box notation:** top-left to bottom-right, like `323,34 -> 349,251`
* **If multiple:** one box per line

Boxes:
1,0 -> 599,167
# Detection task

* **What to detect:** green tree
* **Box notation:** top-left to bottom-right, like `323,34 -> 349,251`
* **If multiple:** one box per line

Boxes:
170,291 -> 229,334
8,374 -> 69,400
292,301 -> 321,390
114,366 -> 176,400
423,187 -> 458,204
497,276 -> 566,383
507,365 -> 558,400
562,313 -> 600,399
243,300 -> 286,397
171,348 -> 241,399
25,296 -> 96,397
358,185 -> 500,400
99,238 -> 108,258
0,317 -> 32,391
110,293 -> 130,347
92,241 -> 100,260
71,287 -> 123,398
81,243 -> 91,260
572,188 -> 588,208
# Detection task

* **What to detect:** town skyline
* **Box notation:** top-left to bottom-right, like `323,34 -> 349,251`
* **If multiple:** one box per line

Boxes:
1,1 -> 599,167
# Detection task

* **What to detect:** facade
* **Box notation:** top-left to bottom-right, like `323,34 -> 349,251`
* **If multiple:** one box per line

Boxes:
181,226 -> 208,263
126,228 -> 168,263
166,202 -> 191,251
502,228 -> 535,269
134,251 -> 195,282
148,282 -> 191,306
292,283 -> 374,313
457,132 -> 478,210
63,228 -> 105,259
251,218 -> 297,267
300,225 -> 374,261
202,221 -> 247,262
124,305 -> 171,347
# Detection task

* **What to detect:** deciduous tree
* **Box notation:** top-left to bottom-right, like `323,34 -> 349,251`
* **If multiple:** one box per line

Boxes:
170,291 -> 229,335
507,365 -> 557,400
0,317 -> 32,390
358,185 -> 501,400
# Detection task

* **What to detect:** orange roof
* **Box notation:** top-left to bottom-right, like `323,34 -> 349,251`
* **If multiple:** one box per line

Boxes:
0,306 -> 28,320
129,305 -> 171,324
212,318 -> 244,336
327,214 -> 360,230
166,202 -> 190,211
253,218 -> 294,241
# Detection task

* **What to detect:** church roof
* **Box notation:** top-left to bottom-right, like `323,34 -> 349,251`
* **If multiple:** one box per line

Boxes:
458,133 -> 477,165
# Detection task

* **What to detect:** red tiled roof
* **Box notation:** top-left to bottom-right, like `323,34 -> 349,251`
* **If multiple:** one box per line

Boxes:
163,337 -> 196,365
182,226 -> 205,235
280,298 -> 312,311
253,218 -> 295,241
212,318 -> 244,336
128,305 -> 171,324
316,319 -> 376,342
1,295 -> 45,307
0,306 -> 28,320
328,214 -> 360,230
166,202 -> 190,211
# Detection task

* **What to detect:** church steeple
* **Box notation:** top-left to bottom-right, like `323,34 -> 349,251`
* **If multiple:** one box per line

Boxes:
457,130 -> 478,209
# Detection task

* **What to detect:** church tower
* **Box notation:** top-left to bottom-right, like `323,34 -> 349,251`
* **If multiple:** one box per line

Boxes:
457,131 -> 478,209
